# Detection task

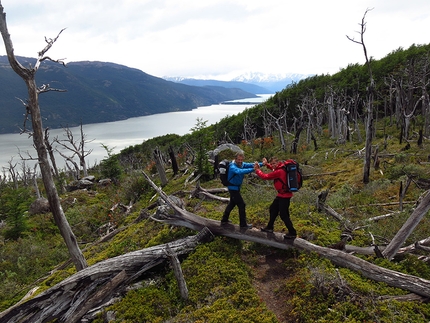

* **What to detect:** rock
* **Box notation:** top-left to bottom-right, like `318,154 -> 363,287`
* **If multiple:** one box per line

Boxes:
29,198 -> 50,215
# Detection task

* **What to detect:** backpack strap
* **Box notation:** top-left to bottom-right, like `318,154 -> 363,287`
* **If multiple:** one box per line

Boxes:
274,162 -> 289,193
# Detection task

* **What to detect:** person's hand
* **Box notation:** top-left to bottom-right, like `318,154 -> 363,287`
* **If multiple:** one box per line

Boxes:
262,157 -> 268,166
254,162 -> 260,170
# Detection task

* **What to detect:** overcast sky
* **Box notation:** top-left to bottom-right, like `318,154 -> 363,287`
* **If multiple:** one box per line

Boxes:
1,0 -> 429,80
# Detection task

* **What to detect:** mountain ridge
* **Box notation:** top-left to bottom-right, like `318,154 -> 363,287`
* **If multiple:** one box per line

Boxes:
165,71 -> 313,92
0,56 -> 256,134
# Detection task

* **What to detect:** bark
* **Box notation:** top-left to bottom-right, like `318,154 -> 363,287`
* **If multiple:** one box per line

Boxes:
0,229 -> 212,323
169,146 -> 179,175
154,147 -> 168,186
189,182 -> 229,202
0,4 -> 87,271
166,245 -> 189,300
383,190 -> 430,260
44,128 -> 60,179
142,171 -> 430,298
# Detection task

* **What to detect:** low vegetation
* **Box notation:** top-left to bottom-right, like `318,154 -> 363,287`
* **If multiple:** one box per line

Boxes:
1,119 -> 430,322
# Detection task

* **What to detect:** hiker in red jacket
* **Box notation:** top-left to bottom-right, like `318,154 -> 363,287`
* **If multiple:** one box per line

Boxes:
254,157 -> 297,239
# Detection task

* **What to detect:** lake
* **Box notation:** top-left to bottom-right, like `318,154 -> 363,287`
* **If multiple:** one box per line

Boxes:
0,94 -> 271,172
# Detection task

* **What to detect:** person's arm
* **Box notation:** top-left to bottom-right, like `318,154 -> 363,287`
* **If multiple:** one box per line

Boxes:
242,161 -> 260,169
231,163 -> 255,174
255,168 -> 282,180
261,158 -> 274,170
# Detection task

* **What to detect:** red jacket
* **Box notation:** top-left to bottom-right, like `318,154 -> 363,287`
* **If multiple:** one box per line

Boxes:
256,162 -> 293,198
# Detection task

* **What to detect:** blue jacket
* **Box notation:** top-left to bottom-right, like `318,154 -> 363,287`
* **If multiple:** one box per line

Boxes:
227,160 -> 262,191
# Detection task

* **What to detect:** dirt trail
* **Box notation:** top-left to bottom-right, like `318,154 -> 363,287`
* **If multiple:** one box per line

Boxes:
251,251 -> 292,323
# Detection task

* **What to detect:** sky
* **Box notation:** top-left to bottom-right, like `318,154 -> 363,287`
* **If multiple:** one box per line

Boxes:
0,0 -> 429,80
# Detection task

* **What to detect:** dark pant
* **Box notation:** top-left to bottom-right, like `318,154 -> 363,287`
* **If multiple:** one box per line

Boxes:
222,189 -> 248,226
266,197 -> 296,235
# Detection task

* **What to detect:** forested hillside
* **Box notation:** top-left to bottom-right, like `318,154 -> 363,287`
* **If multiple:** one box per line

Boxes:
1,43 -> 430,322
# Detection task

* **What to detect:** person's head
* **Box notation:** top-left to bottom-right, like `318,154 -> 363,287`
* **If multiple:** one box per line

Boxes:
235,152 -> 245,167
269,156 -> 279,167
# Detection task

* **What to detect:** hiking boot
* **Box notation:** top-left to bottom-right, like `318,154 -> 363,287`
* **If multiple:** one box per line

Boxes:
260,227 -> 273,233
284,234 -> 297,239
221,220 -> 232,225
240,224 -> 253,229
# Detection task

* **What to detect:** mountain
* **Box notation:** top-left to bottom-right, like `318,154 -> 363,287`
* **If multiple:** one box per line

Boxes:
0,56 -> 256,134
231,71 -> 313,92
163,77 -> 272,94
165,72 -> 313,93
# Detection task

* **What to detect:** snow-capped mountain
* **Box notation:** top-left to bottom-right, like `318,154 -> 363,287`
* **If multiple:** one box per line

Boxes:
232,71 -> 310,83
164,72 -> 313,93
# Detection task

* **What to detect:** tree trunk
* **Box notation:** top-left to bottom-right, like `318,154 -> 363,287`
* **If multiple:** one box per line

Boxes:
153,148 -> 168,186
0,5 -> 87,271
383,190 -> 430,260
0,229 -> 212,323
169,146 -> 179,175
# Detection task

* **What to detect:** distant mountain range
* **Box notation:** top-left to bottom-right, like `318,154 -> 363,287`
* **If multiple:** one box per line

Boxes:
0,56 -> 257,134
0,55 -> 311,135
165,72 -> 312,93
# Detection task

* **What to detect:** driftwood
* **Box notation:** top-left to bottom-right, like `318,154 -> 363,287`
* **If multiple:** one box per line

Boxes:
0,228 -> 213,323
142,171 -> 430,298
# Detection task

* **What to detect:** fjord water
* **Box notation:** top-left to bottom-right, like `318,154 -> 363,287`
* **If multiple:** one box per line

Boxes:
0,94 -> 271,171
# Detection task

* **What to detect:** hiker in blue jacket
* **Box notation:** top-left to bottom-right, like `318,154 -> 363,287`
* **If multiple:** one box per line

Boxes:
221,152 -> 262,229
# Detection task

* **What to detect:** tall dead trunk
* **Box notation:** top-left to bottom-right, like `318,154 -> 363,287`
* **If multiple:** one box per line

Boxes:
347,9 -> 375,184
0,3 -> 87,271
153,148 -> 168,186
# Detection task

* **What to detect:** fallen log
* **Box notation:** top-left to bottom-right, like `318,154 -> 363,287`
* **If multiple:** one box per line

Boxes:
0,228 -> 213,323
142,171 -> 430,298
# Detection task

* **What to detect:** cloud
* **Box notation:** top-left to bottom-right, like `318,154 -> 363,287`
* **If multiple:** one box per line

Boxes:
1,0 -> 430,79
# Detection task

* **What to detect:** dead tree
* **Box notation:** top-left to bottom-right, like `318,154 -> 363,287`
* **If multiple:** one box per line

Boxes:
142,170 -> 430,299
266,108 -> 287,151
54,123 -> 93,178
242,114 -> 257,152
0,229 -> 212,323
5,158 -> 19,189
347,8 -> 375,184
0,3 -> 87,271
43,128 -> 60,179
153,147 -> 168,186
168,146 -> 179,175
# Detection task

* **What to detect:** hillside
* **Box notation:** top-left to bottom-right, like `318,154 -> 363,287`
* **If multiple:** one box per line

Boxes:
1,43 -> 430,322
1,121 -> 430,322
0,56 -> 256,134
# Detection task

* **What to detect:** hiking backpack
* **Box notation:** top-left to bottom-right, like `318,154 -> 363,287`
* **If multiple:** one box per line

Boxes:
279,159 -> 303,192
217,159 -> 233,186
